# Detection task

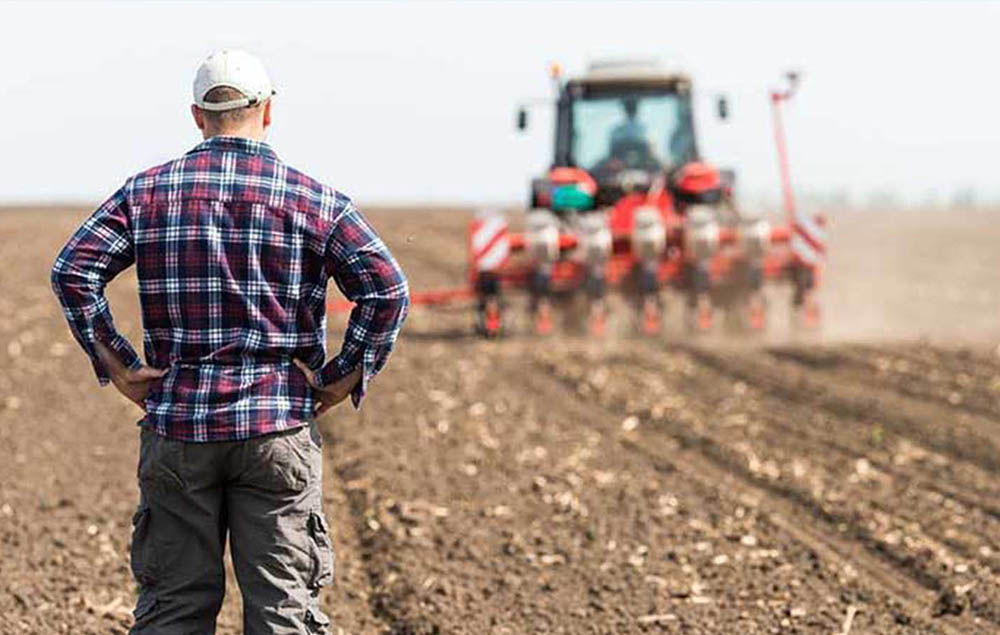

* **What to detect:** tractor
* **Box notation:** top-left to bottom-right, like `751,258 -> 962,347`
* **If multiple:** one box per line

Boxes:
468,59 -> 825,337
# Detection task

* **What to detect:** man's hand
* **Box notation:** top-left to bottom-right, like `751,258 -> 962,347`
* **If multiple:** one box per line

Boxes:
95,341 -> 167,410
293,359 -> 361,416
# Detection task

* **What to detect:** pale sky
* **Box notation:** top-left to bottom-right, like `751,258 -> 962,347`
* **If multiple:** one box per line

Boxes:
1,1 -> 997,206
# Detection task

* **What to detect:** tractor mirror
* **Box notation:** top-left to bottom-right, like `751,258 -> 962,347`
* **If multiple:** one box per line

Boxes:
516,107 -> 528,131
716,96 -> 729,121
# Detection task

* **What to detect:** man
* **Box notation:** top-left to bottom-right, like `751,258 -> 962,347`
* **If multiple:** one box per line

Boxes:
50,49 -> 409,633
609,96 -> 650,155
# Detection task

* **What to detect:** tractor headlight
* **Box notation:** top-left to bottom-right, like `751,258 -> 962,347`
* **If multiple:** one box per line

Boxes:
684,205 -> 720,261
739,215 -> 770,259
631,206 -> 665,261
576,212 -> 612,265
525,209 -> 560,263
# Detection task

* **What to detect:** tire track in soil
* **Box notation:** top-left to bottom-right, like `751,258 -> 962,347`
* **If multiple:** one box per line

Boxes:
600,345 -> 1000,624
536,378 -> 984,633
613,356 -> 1000,572
855,343 -> 1000,381
661,344 -> 1000,521
326,209 -> 480,634
675,344 -> 1000,475
641,343 -> 1000,624
323,209 -> 472,633
322,384 -> 440,635
616,438 -> 987,635
856,343 -> 1000,419
527,348 -> 992,634
334,464 -> 439,635
767,345 -> 1000,422
643,357 -> 1000,621
617,346 -> 1000,532
317,423 -> 399,635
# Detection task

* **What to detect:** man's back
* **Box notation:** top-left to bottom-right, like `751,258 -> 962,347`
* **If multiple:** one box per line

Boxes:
53,135 -> 409,441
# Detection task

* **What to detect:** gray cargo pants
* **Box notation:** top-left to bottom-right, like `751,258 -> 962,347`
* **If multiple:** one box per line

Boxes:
129,423 -> 334,634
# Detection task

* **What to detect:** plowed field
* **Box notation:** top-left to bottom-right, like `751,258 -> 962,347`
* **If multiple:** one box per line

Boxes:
1,206 -> 999,634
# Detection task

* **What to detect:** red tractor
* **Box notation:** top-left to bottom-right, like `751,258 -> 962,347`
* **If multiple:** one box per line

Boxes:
469,60 -> 825,337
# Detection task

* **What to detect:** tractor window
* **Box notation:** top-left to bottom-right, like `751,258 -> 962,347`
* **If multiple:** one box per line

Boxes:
571,94 -> 694,173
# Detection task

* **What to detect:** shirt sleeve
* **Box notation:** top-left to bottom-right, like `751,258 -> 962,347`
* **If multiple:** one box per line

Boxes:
319,202 -> 409,407
50,186 -> 141,385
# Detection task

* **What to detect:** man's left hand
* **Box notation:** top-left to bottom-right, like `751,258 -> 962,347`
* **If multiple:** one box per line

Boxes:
95,341 -> 167,410
293,359 -> 361,416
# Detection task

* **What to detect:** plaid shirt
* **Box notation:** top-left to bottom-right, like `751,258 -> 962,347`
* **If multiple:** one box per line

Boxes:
51,136 -> 409,442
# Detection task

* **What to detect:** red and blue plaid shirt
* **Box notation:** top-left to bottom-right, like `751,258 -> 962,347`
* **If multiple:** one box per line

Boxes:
52,136 -> 409,442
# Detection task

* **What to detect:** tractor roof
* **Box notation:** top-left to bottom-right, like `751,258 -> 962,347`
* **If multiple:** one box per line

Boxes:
574,59 -> 691,91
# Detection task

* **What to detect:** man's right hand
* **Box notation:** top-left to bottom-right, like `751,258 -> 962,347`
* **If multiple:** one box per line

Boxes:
293,359 -> 361,416
95,340 -> 168,410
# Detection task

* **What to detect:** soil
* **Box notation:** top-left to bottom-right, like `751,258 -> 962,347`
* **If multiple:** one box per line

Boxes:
1,206 -> 999,634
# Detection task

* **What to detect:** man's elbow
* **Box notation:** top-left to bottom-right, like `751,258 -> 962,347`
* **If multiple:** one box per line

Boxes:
50,258 -> 91,304
397,273 -> 411,303
388,275 -> 410,320
378,269 -> 409,324
50,260 -> 70,296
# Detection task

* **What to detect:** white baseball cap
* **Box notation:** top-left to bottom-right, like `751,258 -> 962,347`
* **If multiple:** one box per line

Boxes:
193,49 -> 276,112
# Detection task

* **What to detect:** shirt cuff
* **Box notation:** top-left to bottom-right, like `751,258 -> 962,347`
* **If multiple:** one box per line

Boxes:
318,353 -> 370,408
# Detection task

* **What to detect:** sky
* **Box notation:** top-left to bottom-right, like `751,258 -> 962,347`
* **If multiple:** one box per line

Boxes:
1,1 -> 998,207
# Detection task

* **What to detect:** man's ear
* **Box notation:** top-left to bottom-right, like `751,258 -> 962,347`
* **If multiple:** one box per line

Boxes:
191,104 -> 205,132
262,100 -> 272,130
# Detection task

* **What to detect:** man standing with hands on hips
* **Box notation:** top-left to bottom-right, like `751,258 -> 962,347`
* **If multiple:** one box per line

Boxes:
51,50 -> 409,633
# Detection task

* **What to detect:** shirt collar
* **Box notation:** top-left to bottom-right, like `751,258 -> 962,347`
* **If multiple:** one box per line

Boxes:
188,135 -> 278,159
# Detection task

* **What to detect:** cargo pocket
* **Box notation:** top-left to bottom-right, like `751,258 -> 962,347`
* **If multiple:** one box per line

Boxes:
130,504 -> 160,625
307,511 -> 335,589
133,591 -> 157,623
130,505 -> 157,587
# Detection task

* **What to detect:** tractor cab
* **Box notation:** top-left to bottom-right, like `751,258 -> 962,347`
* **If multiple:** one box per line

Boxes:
527,60 -> 700,209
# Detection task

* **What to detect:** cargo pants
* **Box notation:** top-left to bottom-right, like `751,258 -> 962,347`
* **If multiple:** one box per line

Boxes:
128,423 -> 334,634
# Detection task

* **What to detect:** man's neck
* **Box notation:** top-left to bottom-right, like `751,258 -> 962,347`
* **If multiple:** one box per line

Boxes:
203,129 -> 266,142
